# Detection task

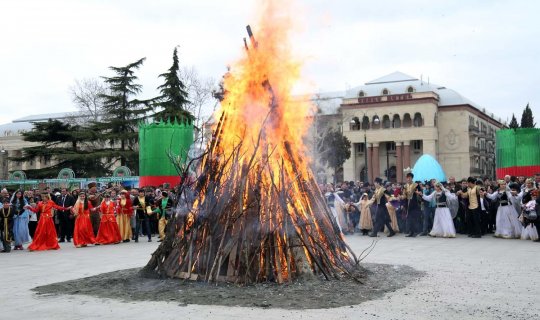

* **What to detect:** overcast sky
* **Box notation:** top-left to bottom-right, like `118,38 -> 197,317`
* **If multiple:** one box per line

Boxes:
1,0 -> 539,125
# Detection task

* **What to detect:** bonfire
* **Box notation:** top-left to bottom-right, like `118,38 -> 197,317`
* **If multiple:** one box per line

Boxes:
143,3 -> 359,284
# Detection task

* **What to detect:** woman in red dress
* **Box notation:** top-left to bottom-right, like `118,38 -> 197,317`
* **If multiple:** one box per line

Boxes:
26,193 -> 72,251
72,192 -> 97,247
95,193 -> 122,245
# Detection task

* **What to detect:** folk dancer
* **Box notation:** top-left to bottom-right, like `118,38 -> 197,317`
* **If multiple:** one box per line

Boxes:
25,193 -> 72,251
369,178 -> 396,238
116,190 -> 133,242
485,180 -> 522,239
12,190 -> 30,250
457,177 -> 482,238
95,193 -> 122,245
421,183 -> 457,238
71,192 -> 97,248
401,173 -> 422,237
132,189 -> 153,242
153,191 -> 173,242
1,199 -> 14,252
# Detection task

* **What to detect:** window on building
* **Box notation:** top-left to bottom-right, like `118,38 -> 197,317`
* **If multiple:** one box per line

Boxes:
382,88 -> 389,95
382,115 -> 391,128
386,142 -> 396,151
358,90 -> 366,97
412,140 -> 422,151
392,114 -> 401,128
402,113 -> 412,127
413,113 -> 423,127
356,143 -> 365,153
407,86 -> 414,93
361,116 -> 370,130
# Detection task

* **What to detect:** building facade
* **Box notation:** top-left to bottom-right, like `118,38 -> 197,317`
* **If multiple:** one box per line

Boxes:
339,72 -> 504,183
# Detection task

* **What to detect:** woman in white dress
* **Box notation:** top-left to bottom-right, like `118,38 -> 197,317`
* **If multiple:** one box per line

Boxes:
486,180 -> 522,239
421,183 -> 456,238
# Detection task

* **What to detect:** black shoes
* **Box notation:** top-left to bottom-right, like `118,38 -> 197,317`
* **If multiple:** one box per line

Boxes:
419,232 -> 428,236
387,231 -> 396,237
471,235 -> 481,238
405,233 -> 417,237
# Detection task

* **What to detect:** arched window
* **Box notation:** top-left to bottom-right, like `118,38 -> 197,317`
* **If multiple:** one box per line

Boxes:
382,88 -> 389,95
413,113 -> 423,127
382,115 -> 391,128
407,86 -> 414,93
372,115 -> 381,129
392,114 -> 401,128
358,90 -> 366,97
402,113 -> 412,127
361,116 -> 370,130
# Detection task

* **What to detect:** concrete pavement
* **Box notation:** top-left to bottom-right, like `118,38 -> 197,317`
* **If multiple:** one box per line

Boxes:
1,234 -> 539,320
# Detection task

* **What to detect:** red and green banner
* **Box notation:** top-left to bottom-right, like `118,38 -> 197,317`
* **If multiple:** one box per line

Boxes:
496,128 -> 540,178
138,119 -> 194,187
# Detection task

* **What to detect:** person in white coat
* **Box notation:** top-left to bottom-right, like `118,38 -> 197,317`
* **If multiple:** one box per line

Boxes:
486,180 -> 522,239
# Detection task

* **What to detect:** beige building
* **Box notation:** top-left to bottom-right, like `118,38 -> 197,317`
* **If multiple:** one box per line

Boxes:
339,71 -> 504,183
0,112 -> 76,179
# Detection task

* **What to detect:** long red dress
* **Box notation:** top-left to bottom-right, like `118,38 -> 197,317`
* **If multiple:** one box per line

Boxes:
28,201 -> 69,251
95,200 -> 122,245
73,202 -> 96,247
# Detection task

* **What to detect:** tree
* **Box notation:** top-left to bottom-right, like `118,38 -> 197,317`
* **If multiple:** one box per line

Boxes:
93,58 -> 152,170
9,120 -> 109,178
69,78 -> 108,123
520,103 -> 536,128
153,48 -> 193,122
317,129 -> 351,182
509,113 -> 519,129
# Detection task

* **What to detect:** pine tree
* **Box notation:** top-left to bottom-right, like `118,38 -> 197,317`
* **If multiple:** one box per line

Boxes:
9,120 -> 108,178
153,48 -> 193,122
93,58 -> 152,169
509,113 -> 519,129
520,103 -> 536,128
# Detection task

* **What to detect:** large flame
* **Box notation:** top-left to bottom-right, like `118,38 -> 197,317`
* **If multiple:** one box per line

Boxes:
163,0 -> 357,284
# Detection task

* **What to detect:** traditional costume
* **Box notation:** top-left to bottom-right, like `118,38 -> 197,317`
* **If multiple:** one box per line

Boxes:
385,197 -> 400,234
95,195 -> 122,245
154,193 -> 173,241
116,191 -> 133,242
520,189 -> 538,241
132,192 -> 153,242
72,194 -> 97,247
486,181 -> 522,239
11,191 -> 30,250
459,178 -> 482,238
1,202 -> 14,252
27,197 -> 69,251
402,173 -> 422,237
422,185 -> 457,238
354,194 -> 373,235
369,178 -> 395,237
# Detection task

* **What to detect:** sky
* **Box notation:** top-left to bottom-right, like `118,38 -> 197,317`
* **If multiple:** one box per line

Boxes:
1,0 -> 539,125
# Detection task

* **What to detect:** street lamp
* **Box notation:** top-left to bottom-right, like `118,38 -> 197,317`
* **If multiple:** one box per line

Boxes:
349,114 -> 380,182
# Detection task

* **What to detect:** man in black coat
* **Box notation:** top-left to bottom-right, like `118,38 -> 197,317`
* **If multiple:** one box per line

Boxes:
55,188 -> 76,242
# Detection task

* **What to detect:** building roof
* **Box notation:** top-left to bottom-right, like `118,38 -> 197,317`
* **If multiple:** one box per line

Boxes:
12,111 -> 75,123
0,111 -> 79,138
345,71 -> 482,109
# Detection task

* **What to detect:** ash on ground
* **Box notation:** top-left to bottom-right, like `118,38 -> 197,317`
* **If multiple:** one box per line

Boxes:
33,263 -> 423,309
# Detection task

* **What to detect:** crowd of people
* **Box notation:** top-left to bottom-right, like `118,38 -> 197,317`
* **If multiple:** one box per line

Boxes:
1,172 -> 539,253
322,172 -> 540,242
0,182 -> 175,252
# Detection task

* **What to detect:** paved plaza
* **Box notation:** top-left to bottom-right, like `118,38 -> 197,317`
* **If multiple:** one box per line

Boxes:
1,235 -> 539,320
